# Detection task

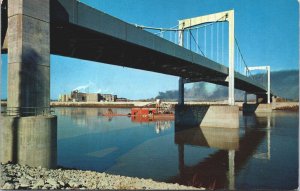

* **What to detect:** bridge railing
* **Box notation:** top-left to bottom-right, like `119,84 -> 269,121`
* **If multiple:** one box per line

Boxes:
1,107 -> 55,117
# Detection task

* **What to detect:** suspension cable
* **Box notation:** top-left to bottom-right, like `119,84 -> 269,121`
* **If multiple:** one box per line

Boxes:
234,37 -> 255,80
133,14 -> 227,34
189,30 -> 205,56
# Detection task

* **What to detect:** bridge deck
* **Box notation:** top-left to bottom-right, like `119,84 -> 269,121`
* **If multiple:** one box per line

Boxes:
1,0 -> 267,94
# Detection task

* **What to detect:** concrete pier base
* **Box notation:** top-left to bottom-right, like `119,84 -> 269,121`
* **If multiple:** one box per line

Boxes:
243,103 -> 272,113
175,126 -> 239,150
175,105 -> 239,128
0,115 -> 57,168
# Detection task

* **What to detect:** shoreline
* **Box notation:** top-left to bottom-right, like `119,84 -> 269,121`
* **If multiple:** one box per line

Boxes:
1,101 -> 298,111
0,163 -> 201,190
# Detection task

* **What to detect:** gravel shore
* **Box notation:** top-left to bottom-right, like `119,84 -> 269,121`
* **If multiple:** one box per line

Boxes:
0,163 -> 201,190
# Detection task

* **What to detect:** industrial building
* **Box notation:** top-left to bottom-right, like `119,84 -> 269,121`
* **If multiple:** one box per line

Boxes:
58,90 -> 125,102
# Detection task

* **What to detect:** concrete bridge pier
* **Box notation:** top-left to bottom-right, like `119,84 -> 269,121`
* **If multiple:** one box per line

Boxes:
0,0 -> 57,168
175,78 -> 239,128
243,93 -> 272,113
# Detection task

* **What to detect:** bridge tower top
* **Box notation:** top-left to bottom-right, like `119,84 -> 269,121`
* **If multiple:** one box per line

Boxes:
178,10 -> 235,105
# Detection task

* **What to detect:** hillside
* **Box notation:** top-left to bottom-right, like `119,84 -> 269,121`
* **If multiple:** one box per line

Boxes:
155,70 -> 299,101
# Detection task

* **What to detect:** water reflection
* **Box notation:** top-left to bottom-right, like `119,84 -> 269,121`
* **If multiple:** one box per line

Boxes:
155,121 -> 171,134
57,107 -> 172,134
56,107 -> 130,127
171,113 -> 273,190
54,108 -> 298,190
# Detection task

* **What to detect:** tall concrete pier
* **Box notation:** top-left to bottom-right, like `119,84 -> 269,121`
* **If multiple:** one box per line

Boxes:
7,0 -> 50,109
1,0 -> 57,168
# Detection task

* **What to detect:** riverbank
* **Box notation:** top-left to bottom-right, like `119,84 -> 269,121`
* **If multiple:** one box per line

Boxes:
48,101 -> 300,111
272,102 -> 299,111
0,163 -> 201,190
1,101 -> 298,111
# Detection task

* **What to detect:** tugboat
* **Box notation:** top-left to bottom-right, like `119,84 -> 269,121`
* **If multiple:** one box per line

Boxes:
130,99 -> 174,122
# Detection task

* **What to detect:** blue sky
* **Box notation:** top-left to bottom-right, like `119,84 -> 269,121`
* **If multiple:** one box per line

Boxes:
1,0 -> 299,100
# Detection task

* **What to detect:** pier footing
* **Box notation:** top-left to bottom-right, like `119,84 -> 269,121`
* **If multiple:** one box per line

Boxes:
175,105 -> 239,128
243,103 -> 272,113
0,115 -> 57,168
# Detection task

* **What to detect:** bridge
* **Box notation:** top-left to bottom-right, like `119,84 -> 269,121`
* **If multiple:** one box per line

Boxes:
0,0 -> 273,168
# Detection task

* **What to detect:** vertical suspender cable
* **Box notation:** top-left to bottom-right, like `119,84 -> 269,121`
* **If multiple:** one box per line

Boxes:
187,29 -> 189,48
221,22 -> 224,64
236,45 -> 238,72
196,28 -> 199,53
190,29 -> 192,51
217,22 -> 219,63
204,26 -> 207,56
240,54 -> 242,73
211,24 -> 213,59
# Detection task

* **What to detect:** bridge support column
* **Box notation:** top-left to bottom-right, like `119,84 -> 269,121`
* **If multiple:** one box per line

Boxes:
178,77 -> 184,105
1,0 -> 57,168
243,94 -> 272,113
244,92 -> 247,104
175,105 -> 239,128
0,116 -> 57,168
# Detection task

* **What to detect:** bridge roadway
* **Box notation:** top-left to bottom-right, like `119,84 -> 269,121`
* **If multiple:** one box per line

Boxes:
1,0 -> 267,95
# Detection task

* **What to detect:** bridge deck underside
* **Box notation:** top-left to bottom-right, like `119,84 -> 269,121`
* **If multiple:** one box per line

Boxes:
1,0 -> 268,95
50,22 -> 265,94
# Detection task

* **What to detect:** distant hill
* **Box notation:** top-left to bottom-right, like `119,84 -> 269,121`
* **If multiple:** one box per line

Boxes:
269,70 -> 299,100
155,70 -> 299,101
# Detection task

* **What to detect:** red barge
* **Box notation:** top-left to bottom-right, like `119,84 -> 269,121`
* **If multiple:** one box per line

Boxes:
101,100 -> 174,122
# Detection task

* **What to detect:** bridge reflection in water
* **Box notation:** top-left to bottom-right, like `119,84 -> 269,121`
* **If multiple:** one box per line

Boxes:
170,113 -> 272,190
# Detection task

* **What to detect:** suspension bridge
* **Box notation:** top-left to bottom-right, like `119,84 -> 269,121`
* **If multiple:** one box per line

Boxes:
0,0 -> 273,168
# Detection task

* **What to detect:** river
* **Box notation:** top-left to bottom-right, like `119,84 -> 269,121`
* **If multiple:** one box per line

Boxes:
55,107 -> 298,190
